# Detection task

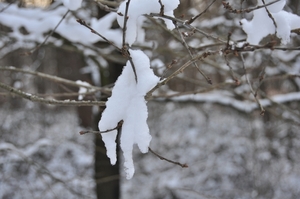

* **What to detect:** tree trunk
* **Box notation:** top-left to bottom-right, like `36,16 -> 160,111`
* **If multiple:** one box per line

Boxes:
94,60 -> 123,199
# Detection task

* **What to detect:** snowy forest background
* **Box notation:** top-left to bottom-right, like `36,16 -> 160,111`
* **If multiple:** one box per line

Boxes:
1,0 -> 300,198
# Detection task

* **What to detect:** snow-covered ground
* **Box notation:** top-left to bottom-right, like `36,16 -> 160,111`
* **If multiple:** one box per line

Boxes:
1,100 -> 300,199
0,102 -> 96,199
121,101 -> 300,199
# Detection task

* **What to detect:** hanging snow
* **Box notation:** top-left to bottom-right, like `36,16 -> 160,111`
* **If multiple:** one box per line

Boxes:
98,49 -> 159,179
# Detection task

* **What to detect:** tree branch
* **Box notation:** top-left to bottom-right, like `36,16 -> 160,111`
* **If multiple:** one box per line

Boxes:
0,66 -> 111,95
76,18 -> 122,52
240,54 -> 265,115
222,0 -> 281,14
23,10 -> 70,55
175,22 -> 212,84
187,0 -> 217,24
0,82 -> 106,106
148,147 -> 188,168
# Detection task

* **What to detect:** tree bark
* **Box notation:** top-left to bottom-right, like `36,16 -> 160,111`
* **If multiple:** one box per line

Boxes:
94,58 -> 123,199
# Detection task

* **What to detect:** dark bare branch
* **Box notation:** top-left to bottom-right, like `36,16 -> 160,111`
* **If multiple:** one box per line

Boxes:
148,147 -> 188,168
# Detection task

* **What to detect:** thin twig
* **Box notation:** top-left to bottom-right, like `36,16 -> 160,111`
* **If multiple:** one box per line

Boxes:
80,121 -> 124,135
224,53 -> 239,85
175,22 -> 212,84
76,19 -> 122,51
94,0 -> 118,12
122,0 -> 131,47
260,91 -> 300,121
35,91 -> 98,98
146,50 -> 218,100
143,22 -> 300,98
148,13 -> 227,44
93,0 -> 120,7
123,49 -> 138,83
148,147 -> 188,168
147,16 -> 183,44
120,0 -> 138,83
240,54 -> 265,115
187,0 -> 217,24
254,64 -> 267,96
152,81 -> 234,98
23,10 -> 70,55
262,0 -> 277,35
0,1 -> 15,12
222,0 -> 281,14
158,0 -> 164,16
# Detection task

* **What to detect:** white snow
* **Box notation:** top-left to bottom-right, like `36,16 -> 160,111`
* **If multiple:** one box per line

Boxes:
76,80 -> 93,100
61,0 -> 82,11
0,4 -> 122,48
98,49 -> 159,179
240,0 -> 300,45
170,91 -> 300,113
116,0 -> 180,46
80,58 -> 103,86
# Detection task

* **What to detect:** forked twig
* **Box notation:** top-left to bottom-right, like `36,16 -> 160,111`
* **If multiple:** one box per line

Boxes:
146,50 -> 217,99
175,22 -> 212,84
158,0 -> 164,15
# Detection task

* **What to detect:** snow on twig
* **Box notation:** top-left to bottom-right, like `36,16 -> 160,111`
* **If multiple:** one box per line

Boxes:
98,49 -> 159,179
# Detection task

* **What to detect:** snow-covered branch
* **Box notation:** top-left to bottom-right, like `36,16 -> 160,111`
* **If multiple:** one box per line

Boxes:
0,82 -> 105,106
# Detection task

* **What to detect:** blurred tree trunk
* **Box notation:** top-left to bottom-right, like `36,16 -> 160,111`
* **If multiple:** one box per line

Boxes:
93,4 -> 123,197
94,60 -> 123,199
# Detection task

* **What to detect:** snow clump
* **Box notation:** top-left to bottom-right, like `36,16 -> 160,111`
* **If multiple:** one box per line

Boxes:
240,0 -> 300,45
